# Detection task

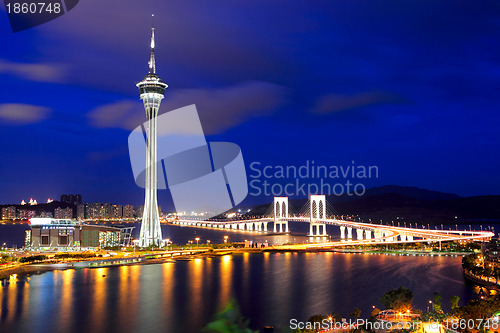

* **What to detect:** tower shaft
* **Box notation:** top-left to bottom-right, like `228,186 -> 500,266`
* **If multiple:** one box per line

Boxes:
137,21 -> 168,247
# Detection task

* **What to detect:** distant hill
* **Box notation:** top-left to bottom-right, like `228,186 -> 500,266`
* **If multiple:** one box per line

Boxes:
361,185 -> 461,201
241,185 -> 499,225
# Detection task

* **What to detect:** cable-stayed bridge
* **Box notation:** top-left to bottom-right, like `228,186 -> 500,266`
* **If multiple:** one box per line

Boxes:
170,195 -> 494,245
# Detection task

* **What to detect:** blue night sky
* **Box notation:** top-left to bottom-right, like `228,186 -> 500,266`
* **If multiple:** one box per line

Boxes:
0,1 -> 499,207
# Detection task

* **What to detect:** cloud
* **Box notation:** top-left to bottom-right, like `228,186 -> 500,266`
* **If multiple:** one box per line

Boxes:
0,59 -> 66,83
87,100 -> 143,130
311,91 -> 409,114
88,81 -> 286,134
0,104 -> 51,124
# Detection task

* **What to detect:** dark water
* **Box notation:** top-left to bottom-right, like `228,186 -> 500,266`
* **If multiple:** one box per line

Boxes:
0,252 -> 478,333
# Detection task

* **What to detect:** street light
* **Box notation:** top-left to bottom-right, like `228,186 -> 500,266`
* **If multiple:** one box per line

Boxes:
132,239 -> 139,255
207,240 -> 211,246
195,237 -> 200,247
224,235 -> 228,243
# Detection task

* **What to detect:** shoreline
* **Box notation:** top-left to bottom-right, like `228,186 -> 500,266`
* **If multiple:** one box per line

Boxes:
463,269 -> 500,291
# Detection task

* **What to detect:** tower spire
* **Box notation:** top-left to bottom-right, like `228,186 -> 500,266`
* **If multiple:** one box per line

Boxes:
148,14 -> 156,74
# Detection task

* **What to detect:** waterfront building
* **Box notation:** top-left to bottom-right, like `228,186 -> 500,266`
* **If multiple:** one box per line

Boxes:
26,218 -> 121,250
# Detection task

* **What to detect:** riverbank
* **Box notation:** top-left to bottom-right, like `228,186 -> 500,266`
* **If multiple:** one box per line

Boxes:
463,269 -> 500,291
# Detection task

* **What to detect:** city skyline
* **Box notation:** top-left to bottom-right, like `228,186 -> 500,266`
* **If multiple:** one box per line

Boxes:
0,1 -> 499,209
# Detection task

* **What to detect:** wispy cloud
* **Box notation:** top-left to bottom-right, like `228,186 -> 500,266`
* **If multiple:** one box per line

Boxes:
0,104 -> 51,124
311,91 -> 409,114
0,59 -> 66,83
88,81 -> 286,134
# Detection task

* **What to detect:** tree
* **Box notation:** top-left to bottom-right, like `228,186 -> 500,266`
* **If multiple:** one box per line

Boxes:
371,308 -> 381,318
433,293 -> 442,313
350,308 -> 361,320
450,296 -> 460,311
379,287 -> 414,312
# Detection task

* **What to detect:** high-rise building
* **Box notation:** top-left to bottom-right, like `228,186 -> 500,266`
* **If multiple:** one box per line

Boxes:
60,194 -> 82,205
123,205 -> 134,219
111,205 -> 123,219
137,18 -> 167,247
76,204 -> 85,220
85,202 -> 101,220
55,207 -> 73,219
1,206 -> 16,219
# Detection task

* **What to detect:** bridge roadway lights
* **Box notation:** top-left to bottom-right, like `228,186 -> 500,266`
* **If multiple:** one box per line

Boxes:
356,229 -> 364,240
340,226 -> 345,239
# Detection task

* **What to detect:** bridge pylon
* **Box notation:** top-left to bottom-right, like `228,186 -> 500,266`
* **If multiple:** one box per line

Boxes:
309,194 -> 327,237
273,197 -> 289,233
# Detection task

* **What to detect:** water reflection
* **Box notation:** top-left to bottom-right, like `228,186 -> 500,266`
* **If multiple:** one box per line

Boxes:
57,269 -> 74,333
0,254 -> 474,333
219,255 -> 233,307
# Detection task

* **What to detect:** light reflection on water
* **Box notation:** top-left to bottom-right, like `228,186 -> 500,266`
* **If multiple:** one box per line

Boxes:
0,253 -> 475,333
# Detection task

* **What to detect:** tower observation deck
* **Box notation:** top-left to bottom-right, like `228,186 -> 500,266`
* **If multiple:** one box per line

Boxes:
136,16 -> 168,247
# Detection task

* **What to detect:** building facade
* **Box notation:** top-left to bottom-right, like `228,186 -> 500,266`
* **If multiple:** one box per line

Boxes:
26,218 -> 121,250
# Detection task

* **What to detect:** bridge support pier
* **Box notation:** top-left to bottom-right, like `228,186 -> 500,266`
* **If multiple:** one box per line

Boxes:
309,223 -> 327,237
263,222 -> 268,231
400,234 -> 406,242
274,197 -> 289,234
274,221 -> 289,233
407,235 -> 413,241
347,227 -> 353,239
340,226 -> 345,239
239,224 -> 245,230
365,230 -> 372,240
356,229 -> 364,240
246,223 -> 253,231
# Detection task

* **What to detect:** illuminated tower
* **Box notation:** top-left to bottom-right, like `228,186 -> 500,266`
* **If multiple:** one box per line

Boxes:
137,16 -> 167,247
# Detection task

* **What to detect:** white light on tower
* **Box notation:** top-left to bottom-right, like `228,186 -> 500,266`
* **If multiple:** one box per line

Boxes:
136,15 -> 168,247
